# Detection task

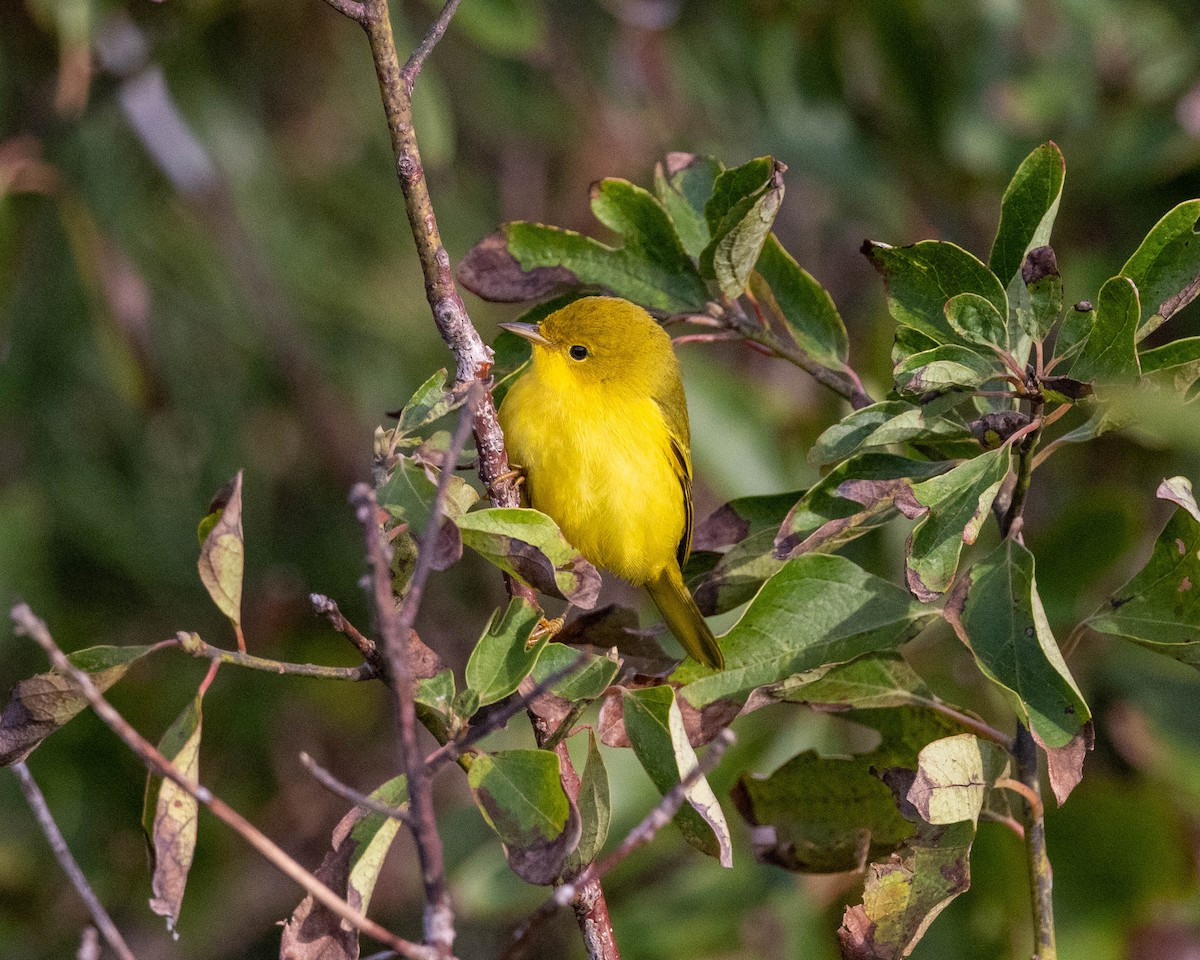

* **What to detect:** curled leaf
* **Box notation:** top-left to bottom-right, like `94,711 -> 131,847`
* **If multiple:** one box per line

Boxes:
197,471 -> 245,627
143,696 -> 203,931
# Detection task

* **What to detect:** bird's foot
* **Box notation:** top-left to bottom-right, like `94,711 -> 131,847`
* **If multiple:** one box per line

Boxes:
530,616 -> 564,644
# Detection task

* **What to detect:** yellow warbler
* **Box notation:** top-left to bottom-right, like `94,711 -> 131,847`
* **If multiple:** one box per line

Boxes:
498,296 -> 724,669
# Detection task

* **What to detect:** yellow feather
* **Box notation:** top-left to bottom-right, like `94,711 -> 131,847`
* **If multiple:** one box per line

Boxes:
498,296 -> 724,669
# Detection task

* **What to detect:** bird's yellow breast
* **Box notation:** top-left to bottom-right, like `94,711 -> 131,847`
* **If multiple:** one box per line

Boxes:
499,357 -> 686,586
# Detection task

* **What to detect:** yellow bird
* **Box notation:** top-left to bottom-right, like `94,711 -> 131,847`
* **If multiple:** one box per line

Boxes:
498,296 -> 725,670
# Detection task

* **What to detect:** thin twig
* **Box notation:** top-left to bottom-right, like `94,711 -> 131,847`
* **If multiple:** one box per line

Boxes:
980,808 -> 1026,840
12,761 -> 137,960
423,650 -> 594,772
1014,723 -> 1057,959
995,777 -> 1042,820
723,299 -> 872,409
499,729 -> 736,960
909,697 -> 1014,753
400,0 -> 464,95
10,604 -> 436,960
311,593 -> 381,667
300,752 -> 412,823
320,0 -> 367,19
172,631 -> 376,681
1000,396 -> 1046,539
352,391 -> 478,959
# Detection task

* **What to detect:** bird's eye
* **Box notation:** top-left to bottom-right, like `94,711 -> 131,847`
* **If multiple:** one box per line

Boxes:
569,344 -> 589,361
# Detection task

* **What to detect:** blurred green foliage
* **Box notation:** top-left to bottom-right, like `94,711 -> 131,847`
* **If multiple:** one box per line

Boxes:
3,0 -> 1200,957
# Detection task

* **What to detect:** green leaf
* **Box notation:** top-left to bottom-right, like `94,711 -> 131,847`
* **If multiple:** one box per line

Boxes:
894,344 -> 1001,394
394,368 -> 469,437
455,507 -> 600,608
766,652 -> 935,710
751,234 -> 848,368
654,153 -> 722,259
468,749 -> 579,885
863,240 -> 1008,345
988,142 -> 1066,286
810,401 -> 972,466
143,695 -> 202,930
504,179 -> 708,312
198,471 -> 244,627
464,598 -> 546,708
1060,275 -> 1141,384
905,734 -> 1008,826
622,686 -> 732,865
0,645 -> 156,766
1119,199 -> 1200,340
676,555 -> 938,709
565,730 -> 610,873
694,456 -> 946,617
700,157 -> 786,298
1139,336 -> 1200,395
1086,477 -> 1200,667
1015,245 -> 1063,341
280,775 -> 409,958
892,325 -> 942,367
377,456 -> 475,572
413,669 -> 457,742
944,540 -> 1090,749
944,292 -> 1008,349
906,447 -> 1011,600
529,643 -> 619,703
732,707 -> 960,873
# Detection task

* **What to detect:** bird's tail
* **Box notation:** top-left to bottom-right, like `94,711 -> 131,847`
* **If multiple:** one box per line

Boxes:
645,565 -> 725,670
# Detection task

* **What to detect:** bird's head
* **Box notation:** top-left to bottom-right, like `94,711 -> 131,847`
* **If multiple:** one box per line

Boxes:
499,296 -> 675,394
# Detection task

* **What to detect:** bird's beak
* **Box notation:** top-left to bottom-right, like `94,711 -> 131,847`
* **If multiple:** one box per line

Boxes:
498,322 -> 551,346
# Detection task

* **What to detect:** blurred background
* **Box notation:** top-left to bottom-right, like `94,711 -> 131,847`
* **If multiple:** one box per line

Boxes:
3,0 -> 1200,957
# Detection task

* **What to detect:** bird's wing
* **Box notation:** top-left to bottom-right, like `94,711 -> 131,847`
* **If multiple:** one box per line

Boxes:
654,381 -> 694,567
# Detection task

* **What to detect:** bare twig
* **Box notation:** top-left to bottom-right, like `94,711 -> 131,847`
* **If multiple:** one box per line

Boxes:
300,752 -> 412,823
172,631 -> 376,681
909,697 -> 1014,753
310,592 -> 382,668
500,729 -> 736,960
423,650 -> 594,772
1000,396 -> 1045,540
351,391 -> 478,959
400,0 -> 464,94
979,808 -> 1026,840
76,927 -> 101,960
12,761 -> 137,960
10,604 -> 436,960
1014,723 -> 1056,960
723,300 -> 873,409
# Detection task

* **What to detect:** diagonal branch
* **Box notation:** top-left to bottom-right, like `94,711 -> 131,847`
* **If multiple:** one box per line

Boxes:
10,603 -> 437,960
499,729 -> 737,960
12,761 -> 137,960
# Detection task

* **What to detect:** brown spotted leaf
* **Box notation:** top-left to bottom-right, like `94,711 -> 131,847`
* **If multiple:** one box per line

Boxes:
281,776 -> 409,960
143,696 -> 203,931
456,507 -> 600,608
0,645 -> 155,766
467,749 -> 580,885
